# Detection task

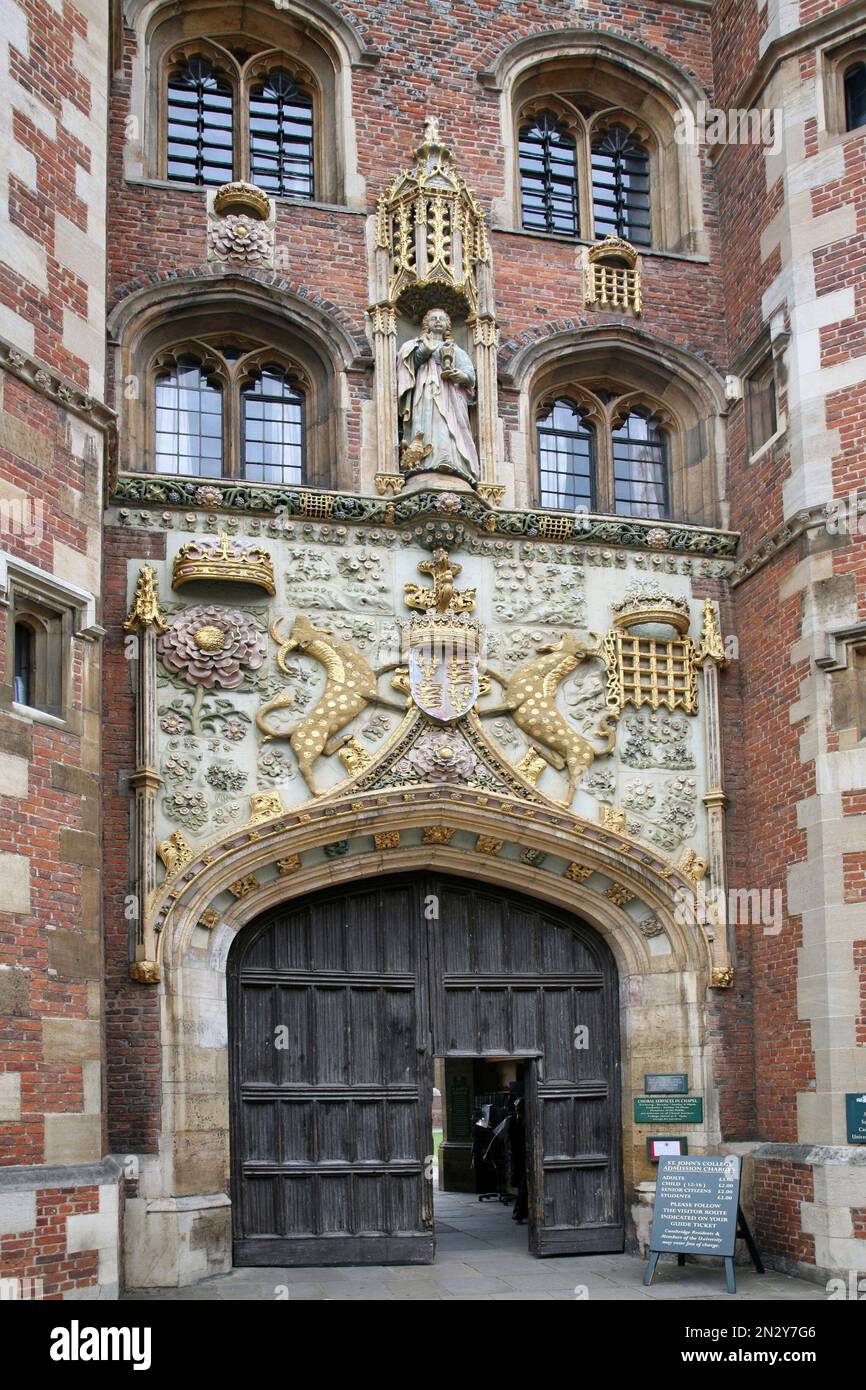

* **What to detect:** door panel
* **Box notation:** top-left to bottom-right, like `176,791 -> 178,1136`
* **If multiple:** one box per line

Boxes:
229,880 -> 434,1266
230,872 -> 623,1265
430,877 -> 623,1256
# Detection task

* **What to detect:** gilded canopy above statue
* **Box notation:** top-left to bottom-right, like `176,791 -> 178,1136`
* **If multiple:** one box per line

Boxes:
375,117 -> 490,319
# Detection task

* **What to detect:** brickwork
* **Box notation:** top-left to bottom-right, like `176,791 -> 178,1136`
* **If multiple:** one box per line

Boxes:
753,1159 -> 817,1267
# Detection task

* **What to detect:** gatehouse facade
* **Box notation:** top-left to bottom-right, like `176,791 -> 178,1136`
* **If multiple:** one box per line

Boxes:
1,0 -> 866,1297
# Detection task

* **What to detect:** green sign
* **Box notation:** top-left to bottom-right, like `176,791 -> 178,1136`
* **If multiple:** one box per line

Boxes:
634,1095 -> 703,1124
846,1092 -> 866,1144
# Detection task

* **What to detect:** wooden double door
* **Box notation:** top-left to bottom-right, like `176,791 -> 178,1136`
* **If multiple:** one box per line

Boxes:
228,873 -> 623,1265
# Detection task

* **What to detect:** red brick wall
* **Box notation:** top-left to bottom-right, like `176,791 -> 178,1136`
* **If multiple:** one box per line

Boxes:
753,1159 -> 817,1266
102,527 -> 164,1155
729,549 -> 817,1143
0,1186 -> 100,1299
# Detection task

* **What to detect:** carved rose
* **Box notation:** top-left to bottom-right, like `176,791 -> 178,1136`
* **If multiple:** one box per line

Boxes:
158,605 -> 266,689
400,731 -> 477,783
208,214 -> 272,266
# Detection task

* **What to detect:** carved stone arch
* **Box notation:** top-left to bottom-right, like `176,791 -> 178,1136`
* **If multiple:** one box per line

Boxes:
108,269 -> 363,489
122,0 -> 379,207
501,323 -> 728,528
124,792 -> 725,1287
479,27 -> 708,256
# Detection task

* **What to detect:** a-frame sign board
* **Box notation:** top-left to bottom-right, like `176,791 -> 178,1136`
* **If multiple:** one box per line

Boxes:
643,1154 -> 764,1294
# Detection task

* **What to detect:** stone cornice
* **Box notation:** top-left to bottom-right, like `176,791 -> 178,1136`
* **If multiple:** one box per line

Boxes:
728,506 -> 827,586
0,336 -> 116,436
111,472 -> 739,559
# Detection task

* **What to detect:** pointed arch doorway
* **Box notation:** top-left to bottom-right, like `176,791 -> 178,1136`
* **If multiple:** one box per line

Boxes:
228,872 -> 623,1266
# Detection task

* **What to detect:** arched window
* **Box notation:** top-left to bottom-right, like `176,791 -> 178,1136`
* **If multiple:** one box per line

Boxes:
516,97 -> 654,245
241,364 -> 306,484
537,398 -> 595,508
591,123 -> 651,246
519,111 -> 579,236
154,355 -> 224,476
611,408 -> 668,517
844,62 -> 866,131
166,55 -> 234,186
162,43 -> 317,199
532,382 -> 672,520
249,68 -> 315,198
149,341 -> 307,482
13,619 -> 34,707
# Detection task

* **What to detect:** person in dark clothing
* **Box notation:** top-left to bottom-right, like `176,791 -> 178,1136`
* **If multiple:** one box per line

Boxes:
510,1098 -> 528,1222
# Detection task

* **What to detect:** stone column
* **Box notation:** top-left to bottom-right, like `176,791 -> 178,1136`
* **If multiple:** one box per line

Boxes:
696,598 -> 732,985
369,302 -> 399,481
122,566 -> 166,983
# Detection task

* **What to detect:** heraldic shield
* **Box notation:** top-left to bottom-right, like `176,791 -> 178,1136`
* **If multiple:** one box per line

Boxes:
408,617 -> 480,723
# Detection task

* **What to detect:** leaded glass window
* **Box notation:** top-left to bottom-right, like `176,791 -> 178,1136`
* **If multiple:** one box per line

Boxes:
519,111 -> 579,236
591,124 -> 651,245
612,409 -> 668,518
242,366 -> 306,484
537,399 -> 595,509
153,356 -> 224,477
166,55 -> 234,186
249,68 -> 314,199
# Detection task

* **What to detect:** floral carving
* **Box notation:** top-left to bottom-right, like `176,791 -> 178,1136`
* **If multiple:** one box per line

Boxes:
163,789 -> 209,830
208,214 -> 273,266
396,730 -> 478,783
205,762 -> 247,792
158,605 -> 266,690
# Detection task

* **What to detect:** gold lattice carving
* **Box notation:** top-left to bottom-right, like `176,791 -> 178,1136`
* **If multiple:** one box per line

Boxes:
584,236 -> 642,315
537,515 -> 574,542
604,629 -> 698,715
297,491 -> 335,518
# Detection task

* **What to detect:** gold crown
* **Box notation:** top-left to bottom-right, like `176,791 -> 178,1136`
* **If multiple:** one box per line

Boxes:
611,582 -> 691,635
213,181 -> 271,220
408,612 -> 481,654
172,532 -> 276,595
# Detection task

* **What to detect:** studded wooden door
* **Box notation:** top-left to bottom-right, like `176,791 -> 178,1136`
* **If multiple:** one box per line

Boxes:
229,873 -> 623,1265
229,879 -> 434,1266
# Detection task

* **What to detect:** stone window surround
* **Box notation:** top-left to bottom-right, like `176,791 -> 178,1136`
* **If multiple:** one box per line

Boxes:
0,551 -> 103,730
516,96 -> 655,245
121,0 -> 374,209
734,326 -> 788,467
821,31 -> 866,137
481,30 -> 709,259
113,281 -> 352,491
504,328 -> 728,529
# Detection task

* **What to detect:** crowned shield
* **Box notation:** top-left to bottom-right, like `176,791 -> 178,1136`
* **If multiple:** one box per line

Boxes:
408,626 -> 479,723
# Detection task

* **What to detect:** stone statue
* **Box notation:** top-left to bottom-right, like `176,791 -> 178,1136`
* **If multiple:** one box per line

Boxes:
397,307 -> 479,482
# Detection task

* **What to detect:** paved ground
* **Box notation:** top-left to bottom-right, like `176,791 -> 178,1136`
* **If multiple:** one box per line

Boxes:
127,1189 -> 827,1301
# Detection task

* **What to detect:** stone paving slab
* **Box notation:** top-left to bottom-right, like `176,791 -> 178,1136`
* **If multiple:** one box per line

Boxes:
124,1189 -> 828,1302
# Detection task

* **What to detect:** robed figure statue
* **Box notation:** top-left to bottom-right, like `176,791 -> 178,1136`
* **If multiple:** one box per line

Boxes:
397,307 -> 479,482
